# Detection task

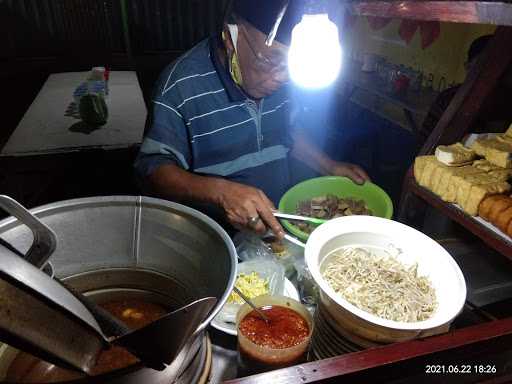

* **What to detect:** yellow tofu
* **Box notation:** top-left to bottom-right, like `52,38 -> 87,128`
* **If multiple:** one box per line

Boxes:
462,181 -> 511,216
442,167 -> 484,202
435,143 -> 476,165
419,158 -> 445,190
455,173 -> 498,206
431,165 -> 451,196
471,138 -> 512,168
472,159 -> 502,172
497,134 -> 512,145
471,139 -> 488,157
414,156 -> 435,184
489,168 -> 512,182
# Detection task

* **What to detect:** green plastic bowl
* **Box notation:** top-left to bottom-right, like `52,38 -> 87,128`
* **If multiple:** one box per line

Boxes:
278,176 -> 394,241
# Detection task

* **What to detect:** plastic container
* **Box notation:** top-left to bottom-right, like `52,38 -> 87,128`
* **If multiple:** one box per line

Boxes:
216,260 -> 285,324
236,295 -> 313,374
278,176 -> 393,241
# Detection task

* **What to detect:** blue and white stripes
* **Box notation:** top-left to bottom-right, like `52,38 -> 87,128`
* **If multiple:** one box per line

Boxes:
136,38 -> 294,204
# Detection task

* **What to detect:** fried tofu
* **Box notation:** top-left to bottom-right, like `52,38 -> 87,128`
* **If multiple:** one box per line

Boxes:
419,158 -> 444,189
414,156 -> 435,184
472,159 -> 512,181
454,173 -> 497,206
488,197 -> 512,223
495,206 -> 512,232
506,219 -> 512,237
431,165 -> 451,195
472,159 -> 502,172
462,182 -> 511,216
444,168 -> 483,202
437,166 -> 481,201
471,138 -> 512,168
435,143 -> 476,166
489,168 -> 512,182
479,195 -> 510,220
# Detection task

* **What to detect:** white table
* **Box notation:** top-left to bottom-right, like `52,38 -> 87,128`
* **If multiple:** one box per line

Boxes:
1,71 -> 147,156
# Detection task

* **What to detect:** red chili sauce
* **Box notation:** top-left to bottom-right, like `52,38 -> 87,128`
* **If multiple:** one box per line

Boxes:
239,305 -> 309,349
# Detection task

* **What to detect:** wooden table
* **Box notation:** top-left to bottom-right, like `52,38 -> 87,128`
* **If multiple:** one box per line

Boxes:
1,71 -> 146,156
0,71 -> 146,208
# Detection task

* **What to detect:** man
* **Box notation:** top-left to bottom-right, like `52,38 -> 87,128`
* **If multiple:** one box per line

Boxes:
419,34 -> 512,144
135,0 -> 369,238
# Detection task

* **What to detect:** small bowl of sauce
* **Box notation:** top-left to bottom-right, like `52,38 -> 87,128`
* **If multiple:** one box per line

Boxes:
236,296 -> 313,374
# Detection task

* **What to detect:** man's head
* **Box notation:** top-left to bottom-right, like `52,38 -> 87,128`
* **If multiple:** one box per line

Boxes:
465,34 -> 493,72
222,0 -> 302,99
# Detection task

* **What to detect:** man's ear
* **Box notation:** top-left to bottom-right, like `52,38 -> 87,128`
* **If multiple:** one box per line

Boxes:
222,25 -> 235,56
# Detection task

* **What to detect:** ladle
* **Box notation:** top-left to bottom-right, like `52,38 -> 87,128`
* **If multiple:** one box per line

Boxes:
0,195 -> 217,374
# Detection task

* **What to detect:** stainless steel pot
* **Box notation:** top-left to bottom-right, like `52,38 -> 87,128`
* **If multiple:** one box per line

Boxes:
0,196 -> 237,383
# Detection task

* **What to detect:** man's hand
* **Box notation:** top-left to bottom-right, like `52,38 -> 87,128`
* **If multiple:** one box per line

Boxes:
214,180 -> 285,239
329,162 -> 371,185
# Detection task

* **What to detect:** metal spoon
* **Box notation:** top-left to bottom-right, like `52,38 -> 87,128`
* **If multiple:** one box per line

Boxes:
232,286 -> 270,323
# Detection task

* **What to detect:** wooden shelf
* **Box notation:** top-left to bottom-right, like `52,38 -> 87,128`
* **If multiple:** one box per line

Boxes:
350,1 -> 512,26
401,170 -> 512,260
225,316 -> 512,383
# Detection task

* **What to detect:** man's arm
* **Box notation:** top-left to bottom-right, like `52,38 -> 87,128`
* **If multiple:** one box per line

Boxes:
145,164 -> 285,238
290,132 -> 370,184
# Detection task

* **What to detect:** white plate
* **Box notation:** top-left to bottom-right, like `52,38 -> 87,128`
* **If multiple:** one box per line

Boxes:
211,278 -> 300,336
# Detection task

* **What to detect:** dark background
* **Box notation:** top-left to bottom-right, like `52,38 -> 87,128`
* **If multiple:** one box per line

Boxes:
0,0 -> 416,211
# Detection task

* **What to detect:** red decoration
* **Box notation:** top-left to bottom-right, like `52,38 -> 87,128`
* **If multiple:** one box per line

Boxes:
420,21 -> 441,49
362,15 -> 441,49
397,19 -> 441,48
399,19 -> 420,44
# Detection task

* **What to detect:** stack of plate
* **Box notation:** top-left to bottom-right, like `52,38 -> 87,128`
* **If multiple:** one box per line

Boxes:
306,216 -> 467,357
310,302 -> 386,360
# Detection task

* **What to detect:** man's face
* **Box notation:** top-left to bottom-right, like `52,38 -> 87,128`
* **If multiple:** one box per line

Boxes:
226,21 -> 289,99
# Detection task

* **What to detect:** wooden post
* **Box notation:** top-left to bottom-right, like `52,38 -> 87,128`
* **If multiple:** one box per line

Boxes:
420,26 -> 512,156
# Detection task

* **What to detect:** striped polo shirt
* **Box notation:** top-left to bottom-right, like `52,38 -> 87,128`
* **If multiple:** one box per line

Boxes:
135,37 -> 294,204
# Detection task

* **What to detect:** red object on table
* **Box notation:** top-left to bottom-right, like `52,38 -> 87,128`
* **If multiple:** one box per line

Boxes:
393,74 -> 410,95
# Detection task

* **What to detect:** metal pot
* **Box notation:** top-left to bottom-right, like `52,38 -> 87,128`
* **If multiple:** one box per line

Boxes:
0,196 -> 237,383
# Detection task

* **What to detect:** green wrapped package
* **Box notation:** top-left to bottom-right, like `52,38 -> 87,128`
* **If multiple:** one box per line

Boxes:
79,94 -> 108,126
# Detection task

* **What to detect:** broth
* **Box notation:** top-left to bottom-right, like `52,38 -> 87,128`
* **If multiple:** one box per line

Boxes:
6,300 -> 167,383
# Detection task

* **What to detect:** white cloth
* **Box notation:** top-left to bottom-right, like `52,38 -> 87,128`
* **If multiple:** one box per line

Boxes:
1,71 -> 147,156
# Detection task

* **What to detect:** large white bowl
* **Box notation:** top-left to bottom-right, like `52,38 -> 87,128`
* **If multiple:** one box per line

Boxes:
305,216 -> 467,343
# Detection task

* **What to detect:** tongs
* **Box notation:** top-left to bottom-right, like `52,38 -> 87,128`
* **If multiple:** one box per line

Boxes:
0,195 -> 217,374
272,211 -> 327,225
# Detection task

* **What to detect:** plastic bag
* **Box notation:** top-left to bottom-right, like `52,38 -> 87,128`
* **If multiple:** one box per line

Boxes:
294,258 -> 319,307
216,259 -> 285,324
234,231 -> 303,278
263,236 -> 303,278
233,231 -> 275,261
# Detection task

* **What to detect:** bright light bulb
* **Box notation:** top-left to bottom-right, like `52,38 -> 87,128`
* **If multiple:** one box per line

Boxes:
288,14 -> 342,89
